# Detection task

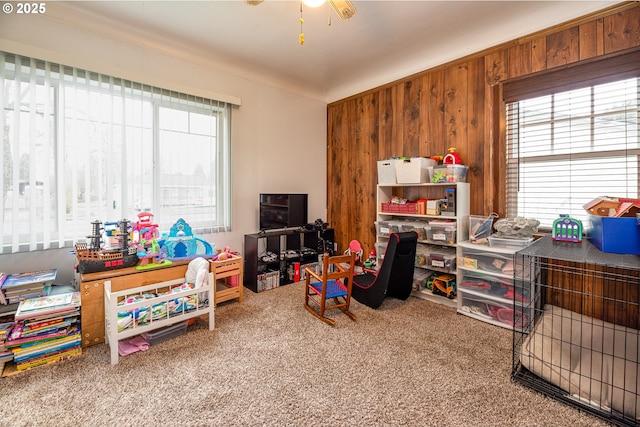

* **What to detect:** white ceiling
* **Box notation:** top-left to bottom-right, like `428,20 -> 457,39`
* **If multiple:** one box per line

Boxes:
56,0 -> 622,103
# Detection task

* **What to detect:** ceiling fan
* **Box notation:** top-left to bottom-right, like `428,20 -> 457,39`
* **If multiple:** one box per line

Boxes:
244,0 -> 357,21
245,0 -> 356,44
326,0 -> 357,21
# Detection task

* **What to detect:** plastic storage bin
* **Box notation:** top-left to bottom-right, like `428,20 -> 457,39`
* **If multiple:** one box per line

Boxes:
400,221 -> 428,240
432,164 -> 468,183
428,248 -> 456,272
395,157 -> 437,184
427,220 -> 457,245
377,220 -> 405,237
375,242 -> 388,266
488,236 -> 534,249
377,160 -> 396,184
141,320 -> 189,345
589,215 -> 640,255
469,214 -> 494,243
415,245 -> 431,267
412,269 -> 431,292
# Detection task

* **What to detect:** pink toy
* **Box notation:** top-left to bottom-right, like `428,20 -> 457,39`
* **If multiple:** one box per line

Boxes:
132,211 -> 170,269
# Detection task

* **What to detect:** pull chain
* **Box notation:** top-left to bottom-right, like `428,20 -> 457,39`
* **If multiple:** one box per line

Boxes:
299,2 -> 305,45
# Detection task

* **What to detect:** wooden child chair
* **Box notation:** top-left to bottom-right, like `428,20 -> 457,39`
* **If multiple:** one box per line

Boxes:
303,252 -> 356,325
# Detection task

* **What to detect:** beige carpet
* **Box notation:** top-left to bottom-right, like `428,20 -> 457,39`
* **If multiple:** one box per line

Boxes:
0,282 -> 609,427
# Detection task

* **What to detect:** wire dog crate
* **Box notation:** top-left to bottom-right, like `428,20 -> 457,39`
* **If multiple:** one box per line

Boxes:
512,236 -> 640,427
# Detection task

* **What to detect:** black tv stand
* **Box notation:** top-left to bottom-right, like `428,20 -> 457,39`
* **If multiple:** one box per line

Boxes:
243,227 -> 335,293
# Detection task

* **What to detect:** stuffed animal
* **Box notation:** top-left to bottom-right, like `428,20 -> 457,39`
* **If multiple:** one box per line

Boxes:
186,257 -> 210,302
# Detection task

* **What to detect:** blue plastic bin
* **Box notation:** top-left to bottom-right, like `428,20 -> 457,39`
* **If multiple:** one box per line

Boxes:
589,215 -> 640,255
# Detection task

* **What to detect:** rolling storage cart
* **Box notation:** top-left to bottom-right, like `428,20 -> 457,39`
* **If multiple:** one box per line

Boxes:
456,240 -> 534,331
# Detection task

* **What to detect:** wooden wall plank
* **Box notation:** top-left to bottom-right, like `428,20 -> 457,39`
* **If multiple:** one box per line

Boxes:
531,36 -> 547,73
443,63 -> 468,159
425,70 -> 445,158
484,49 -> 508,217
417,75 -> 430,157
604,7 -> 640,53
378,86 -> 397,160
508,42 -> 532,79
467,57 -> 485,216
546,26 -> 580,68
402,80 -> 421,156
579,20 -> 598,60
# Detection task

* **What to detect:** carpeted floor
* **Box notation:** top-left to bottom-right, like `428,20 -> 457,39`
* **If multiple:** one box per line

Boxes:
0,282 -> 610,427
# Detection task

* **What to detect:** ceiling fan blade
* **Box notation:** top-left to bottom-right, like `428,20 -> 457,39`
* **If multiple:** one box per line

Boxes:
329,0 -> 356,20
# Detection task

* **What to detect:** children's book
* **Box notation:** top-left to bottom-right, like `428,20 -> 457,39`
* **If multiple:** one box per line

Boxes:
0,273 -> 7,305
14,292 -> 80,321
18,292 -> 74,313
1,269 -> 57,291
16,346 -> 81,371
6,285 -> 52,305
3,283 -> 52,296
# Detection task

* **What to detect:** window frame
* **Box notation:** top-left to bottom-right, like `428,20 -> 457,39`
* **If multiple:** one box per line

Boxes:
501,48 -> 640,228
0,52 -> 233,254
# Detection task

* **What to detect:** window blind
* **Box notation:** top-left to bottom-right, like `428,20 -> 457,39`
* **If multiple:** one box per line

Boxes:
504,53 -> 640,228
1,52 -> 232,254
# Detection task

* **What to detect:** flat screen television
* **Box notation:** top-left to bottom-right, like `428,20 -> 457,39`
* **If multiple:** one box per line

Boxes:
259,193 -> 308,231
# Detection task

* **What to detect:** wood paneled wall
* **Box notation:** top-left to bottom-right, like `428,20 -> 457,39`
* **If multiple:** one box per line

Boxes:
327,2 -> 640,254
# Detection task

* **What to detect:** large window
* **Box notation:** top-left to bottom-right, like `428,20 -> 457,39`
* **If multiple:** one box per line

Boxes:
0,52 -> 233,254
504,51 -> 640,228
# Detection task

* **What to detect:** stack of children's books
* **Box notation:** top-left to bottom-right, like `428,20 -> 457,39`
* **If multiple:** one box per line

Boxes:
0,269 -> 57,305
2,292 -> 81,375
0,321 -> 14,373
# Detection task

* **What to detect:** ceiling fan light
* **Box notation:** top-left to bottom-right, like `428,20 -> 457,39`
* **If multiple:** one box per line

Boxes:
303,0 -> 326,7
329,0 -> 356,20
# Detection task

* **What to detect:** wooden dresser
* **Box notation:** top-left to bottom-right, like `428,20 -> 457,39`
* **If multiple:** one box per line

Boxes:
76,256 -> 243,348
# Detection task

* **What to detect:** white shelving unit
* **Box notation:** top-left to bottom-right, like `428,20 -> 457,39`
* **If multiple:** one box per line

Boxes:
456,240 -> 532,330
376,183 -> 469,308
104,274 -> 215,365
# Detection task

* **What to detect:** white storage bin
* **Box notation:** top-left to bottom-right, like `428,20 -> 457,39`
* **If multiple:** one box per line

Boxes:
395,158 -> 437,184
377,160 -> 396,184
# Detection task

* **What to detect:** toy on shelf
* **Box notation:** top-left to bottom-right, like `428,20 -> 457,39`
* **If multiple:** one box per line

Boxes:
552,214 -> 583,243
493,217 -> 540,238
74,218 -> 139,274
363,249 -> 377,270
132,211 -> 172,270
345,240 -> 363,264
159,218 -> 215,260
470,213 -> 498,244
442,147 -> 462,165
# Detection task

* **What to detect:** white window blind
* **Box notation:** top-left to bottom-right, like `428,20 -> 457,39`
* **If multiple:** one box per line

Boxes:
0,52 -> 233,254
504,50 -> 640,229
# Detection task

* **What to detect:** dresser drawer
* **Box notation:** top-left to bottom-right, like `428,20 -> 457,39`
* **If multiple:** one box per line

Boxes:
457,290 -> 530,330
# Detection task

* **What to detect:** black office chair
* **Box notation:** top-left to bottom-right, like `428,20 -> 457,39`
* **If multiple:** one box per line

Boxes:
351,231 -> 418,309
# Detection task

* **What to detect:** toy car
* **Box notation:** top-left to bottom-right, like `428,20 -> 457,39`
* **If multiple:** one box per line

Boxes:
432,274 -> 456,299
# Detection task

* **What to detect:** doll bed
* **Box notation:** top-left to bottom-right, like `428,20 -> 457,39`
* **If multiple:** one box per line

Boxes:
520,304 -> 640,419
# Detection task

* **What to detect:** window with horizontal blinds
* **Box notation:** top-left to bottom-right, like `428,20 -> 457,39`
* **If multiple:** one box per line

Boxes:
504,55 -> 640,229
0,52 -> 233,254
